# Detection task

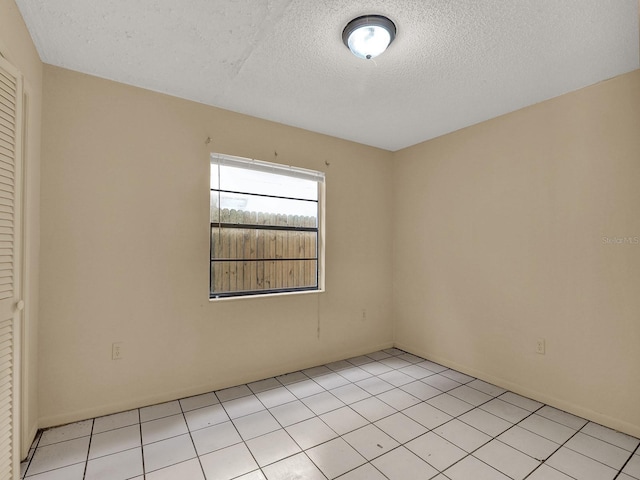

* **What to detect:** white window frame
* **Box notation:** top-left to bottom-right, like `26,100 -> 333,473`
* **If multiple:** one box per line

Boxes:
210,153 -> 325,299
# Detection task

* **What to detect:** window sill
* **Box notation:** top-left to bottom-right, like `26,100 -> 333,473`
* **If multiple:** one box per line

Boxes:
209,289 -> 325,303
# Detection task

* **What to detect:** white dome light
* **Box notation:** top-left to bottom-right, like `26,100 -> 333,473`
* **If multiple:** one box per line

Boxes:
342,15 -> 396,60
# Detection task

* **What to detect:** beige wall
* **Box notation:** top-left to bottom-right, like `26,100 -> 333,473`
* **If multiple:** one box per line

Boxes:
393,69 -> 640,437
39,65 -> 394,426
0,0 -> 42,456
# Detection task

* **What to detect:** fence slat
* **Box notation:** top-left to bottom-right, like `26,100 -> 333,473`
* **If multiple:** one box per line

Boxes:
210,209 -> 317,294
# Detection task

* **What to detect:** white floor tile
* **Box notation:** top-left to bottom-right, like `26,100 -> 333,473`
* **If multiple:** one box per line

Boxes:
448,385 -> 493,406
285,379 -> 325,398
427,393 -> 475,417
330,384 -> 370,405
565,432 -> 632,469
367,351 -> 392,361
141,414 -> 188,444
325,359 -> 353,371
314,372 -> 350,390
236,471 -> 267,480
285,416 -> 338,449
28,437 -> 90,476
536,405 -> 587,430
376,388 -> 421,410
245,429 -> 301,467
355,376 -> 394,395
400,380 -> 442,400
581,422 -> 640,451
146,458 -> 205,480
216,384 -> 253,402
191,421 -> 242,455
223,395 -> 266,419
276,371 -> 308,385
256,386 -> 297,408
397,353 -> 423,364
350,397 -> 396,423
379,357 -> 412,370
444,455 -> 510,480
374,412 -> 428,444
499,392 -> 543,412
248,377 -> 281,394
302,391 -> 345,415
346,355 -> 374,366
93,410 -> 139,434
622,454 -> 640,478
179,392 -> 219,412
336,463 -> 388,480
143,433 -> 196,472
140,400 -> 182,422
518,414 -> 576,444
526,464 -> 575,480
359,362 -> 393,376
467,379 -> 506,397
406,431 -> 466,471
233,410 -> 281,440
320,407 -> 369,435
200,443 -> 258,480
378,370 -> 414,387
303,365 -> 333,378
403,402 -> 453,430
479,398 -> 530,423
39,420 -> 93,447
497,425 -> 559,461
473,440 -> 540,480
24,463 -> 85,480
343,425 -> 399,460
307,438 -> 366,479
383,348 -> 404,356
89,424 -> 140,459
262,453 -> 325,480
184,404 -> 229,431
371,446 -> 438,480
547,447 -> 617,480
337,367 -> 373,383
422,374 -> 461,392
417,360 -> 448,374
441,370 -> 475,384
269,400 -> 315,426
85,447 -> 143,480
398,364 -> 434,380
458,408 -> 512,437
433,419 -> 491,453
140,401 -> 182,423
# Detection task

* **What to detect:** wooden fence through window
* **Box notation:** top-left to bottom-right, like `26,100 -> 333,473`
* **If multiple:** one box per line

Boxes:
210,208 -> 317,295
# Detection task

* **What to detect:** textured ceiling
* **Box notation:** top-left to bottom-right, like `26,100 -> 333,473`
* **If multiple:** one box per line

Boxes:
15,0 -> 640,151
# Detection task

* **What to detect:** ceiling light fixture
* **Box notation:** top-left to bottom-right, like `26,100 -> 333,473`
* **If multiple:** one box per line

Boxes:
342,15 -> 396,60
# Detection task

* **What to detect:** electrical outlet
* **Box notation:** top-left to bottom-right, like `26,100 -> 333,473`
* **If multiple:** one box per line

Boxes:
112,342 -> 123,360
536,338 -> 545,355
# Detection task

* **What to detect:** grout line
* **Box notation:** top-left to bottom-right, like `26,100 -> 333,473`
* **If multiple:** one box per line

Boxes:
179,400 -> 207,480
81,418 -> 94,480
613,442 -> 640,479
137,409 -> 146,479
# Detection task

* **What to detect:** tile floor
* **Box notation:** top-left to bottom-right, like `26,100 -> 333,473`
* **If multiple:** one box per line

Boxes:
21,349 -> 640,480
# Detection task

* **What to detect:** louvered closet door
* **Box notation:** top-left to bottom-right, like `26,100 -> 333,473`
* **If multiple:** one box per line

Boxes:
0,55 -> 23,480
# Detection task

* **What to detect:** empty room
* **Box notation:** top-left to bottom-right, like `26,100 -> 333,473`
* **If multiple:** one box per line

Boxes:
1,0 -> 639,479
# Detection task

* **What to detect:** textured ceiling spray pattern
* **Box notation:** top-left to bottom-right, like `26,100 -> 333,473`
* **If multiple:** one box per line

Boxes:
16,0 -> 640,150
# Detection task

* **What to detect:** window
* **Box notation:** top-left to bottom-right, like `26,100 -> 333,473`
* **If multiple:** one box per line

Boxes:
210,153 -> 324,298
